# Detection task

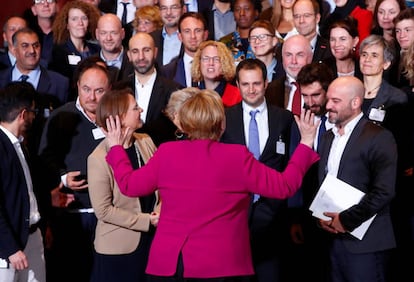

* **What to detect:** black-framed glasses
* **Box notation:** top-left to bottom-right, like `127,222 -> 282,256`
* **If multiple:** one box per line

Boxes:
248,34 -> 274,42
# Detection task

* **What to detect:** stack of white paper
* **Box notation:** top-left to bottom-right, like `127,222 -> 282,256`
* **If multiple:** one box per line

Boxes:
309,174 -> 376,240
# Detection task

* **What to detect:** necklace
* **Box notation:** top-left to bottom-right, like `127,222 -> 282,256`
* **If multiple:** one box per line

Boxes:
365,84 -> 381,95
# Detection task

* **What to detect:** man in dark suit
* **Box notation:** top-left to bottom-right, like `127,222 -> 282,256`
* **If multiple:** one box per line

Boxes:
0,28 -> 69,157
0,82 -> 45,281
292,0 -> 333,63
221,59 -> 296,282
0,16 -> 27,70
286,62 -> 334,282
95,13 -> 133,83
150,0 -> 186,67
0,27 -> 68,157
115,32 -> 180,146
317,76 -> 397,282
160,12 -> 208,87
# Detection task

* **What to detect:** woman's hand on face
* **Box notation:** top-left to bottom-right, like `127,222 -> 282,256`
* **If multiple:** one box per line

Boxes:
295,109 -> 319,149
104,115 -> 131,148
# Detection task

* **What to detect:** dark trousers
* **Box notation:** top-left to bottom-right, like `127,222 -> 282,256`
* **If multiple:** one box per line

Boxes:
329,239 -> 392,282
46,210 -> 97,282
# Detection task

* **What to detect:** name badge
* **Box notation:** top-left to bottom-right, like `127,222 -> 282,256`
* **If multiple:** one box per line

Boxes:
68,54 -> 81,65
369,108 -> 385,122
92,127 -> 105,140
276,140 -> 285,155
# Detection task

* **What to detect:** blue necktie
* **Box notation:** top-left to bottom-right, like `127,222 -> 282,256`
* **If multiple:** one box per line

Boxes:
248,110 -> 260,160
20,75 -> 29,82
249,110 -> 261,203
317,115 -> 327,149
121,2 -> 129,26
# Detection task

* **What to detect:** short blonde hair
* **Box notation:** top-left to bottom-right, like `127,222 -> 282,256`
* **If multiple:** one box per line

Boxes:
132,5 -> 163,32
192,40 -> 236,82
179,89 -> 224,141
164,87 -> 200,121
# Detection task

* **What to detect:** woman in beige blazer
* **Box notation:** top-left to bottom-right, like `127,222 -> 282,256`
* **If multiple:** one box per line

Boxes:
88,88 -> 160,282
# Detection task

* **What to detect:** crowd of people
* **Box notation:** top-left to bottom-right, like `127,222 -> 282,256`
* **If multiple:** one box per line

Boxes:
1,0 -> 414,282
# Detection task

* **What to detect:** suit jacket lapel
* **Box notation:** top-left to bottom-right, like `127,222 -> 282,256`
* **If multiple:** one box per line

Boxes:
174,58 -> 186,87
37,66 -> 51,93
337,118 -> 366,177
146,75 -> 163,122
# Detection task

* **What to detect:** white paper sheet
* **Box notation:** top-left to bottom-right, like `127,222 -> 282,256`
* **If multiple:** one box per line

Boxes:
309,174 -> 376,240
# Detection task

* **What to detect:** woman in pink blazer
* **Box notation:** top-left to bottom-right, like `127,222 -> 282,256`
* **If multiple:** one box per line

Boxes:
104,89 -> 319,281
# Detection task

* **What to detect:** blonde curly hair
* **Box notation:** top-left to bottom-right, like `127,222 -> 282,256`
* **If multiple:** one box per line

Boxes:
191,40 -> 236,82
52,0 -> 101,45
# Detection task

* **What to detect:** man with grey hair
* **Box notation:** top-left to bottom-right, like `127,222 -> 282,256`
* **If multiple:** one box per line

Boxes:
266,34 -> 313,112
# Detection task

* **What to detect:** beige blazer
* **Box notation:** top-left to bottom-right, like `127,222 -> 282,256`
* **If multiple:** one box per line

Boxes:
88,133 -> 159,254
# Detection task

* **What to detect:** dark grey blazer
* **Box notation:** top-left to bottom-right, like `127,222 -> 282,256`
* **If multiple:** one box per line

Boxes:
318,117 -> 397,253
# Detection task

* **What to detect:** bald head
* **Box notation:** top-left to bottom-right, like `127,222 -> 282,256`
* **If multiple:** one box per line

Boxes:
127,32 -> 158,75
282,34 -> 313,79
96,14 -> 125,56
326,76 -> 364,127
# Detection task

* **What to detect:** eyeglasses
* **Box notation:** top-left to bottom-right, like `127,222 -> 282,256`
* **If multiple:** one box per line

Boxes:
200,56 -> 221,64
34,0 -> 55,4
293,13 -> 315,20
248,34 -> 274,42
159,5 -> 182,12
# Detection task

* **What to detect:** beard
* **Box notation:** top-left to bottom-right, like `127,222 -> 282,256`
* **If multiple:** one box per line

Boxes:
133,58 -> 155,74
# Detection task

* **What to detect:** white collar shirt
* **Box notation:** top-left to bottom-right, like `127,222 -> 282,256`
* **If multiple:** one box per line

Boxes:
327,113 -> 363,177
242,100 -> 269,156
134,70 -> 157,123
0,125 -> 40,225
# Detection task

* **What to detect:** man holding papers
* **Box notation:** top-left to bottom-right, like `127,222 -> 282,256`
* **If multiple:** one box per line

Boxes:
316,76 -> 397,282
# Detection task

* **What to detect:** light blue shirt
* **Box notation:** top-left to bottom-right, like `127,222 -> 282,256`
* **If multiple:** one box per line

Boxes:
266,58 -> 277,82
185,0 -> 198,12
8,51 -> 16,66
101,49 -> 124,69
213,4 -> 236,41
162,28 -> 181,65
12,66 -> 41,89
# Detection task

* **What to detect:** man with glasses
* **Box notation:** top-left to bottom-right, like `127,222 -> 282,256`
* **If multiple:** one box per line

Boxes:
0,17 -> 27,70
290,0 -> 333,63
151,0 -> 187,67
0,82 -> 45,282
160,12 -> 208,87
24,0 -> 57,66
